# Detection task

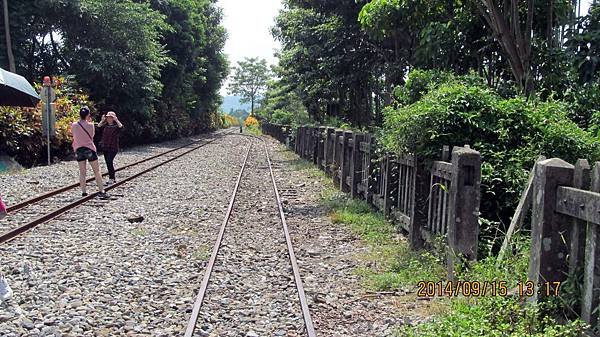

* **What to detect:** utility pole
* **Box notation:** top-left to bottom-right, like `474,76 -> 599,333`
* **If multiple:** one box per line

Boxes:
41,76 -> 56,166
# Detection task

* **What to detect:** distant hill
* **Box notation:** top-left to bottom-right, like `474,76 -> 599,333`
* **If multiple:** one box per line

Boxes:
221,95 -> 251,114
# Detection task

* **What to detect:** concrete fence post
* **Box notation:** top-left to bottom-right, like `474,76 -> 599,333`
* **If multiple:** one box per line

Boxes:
310,127 -> 318,164
295,127 -> 301,155
341,131 -> 353,192
333,130 -> 344,186
568,159 -> 591,278
350,133 -> 365,198
409,159 -> 429,250
582,163 -> 600,325
324,128 -> 335,175
303,127 -> 310,160
364,135 -> 375,204
382,154 -> 396,217
447,146 -> 481,280
317,126 -> 326,169
527,158 -> 574,303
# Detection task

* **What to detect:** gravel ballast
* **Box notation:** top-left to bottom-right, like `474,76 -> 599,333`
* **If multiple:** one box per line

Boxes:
0,132 -> 248,336
0,132 -> 430,336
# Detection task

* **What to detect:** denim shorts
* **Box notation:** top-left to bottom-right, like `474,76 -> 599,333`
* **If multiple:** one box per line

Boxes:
75,147 -> 98,162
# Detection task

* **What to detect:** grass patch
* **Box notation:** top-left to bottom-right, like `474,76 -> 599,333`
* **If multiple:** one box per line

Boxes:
283,150 -> 327,179
396,234 -> 589,336
397,296 -> 587,337
320,188 -> 446,291
288,157 -> 316,172
192,244 -> 211,260
289,154 -> 587,336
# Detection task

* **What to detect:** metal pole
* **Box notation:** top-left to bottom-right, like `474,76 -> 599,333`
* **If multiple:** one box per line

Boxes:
46,86 -> 51,166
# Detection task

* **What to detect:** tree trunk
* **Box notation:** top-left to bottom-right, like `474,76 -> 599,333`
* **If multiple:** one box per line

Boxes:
3,0 -> 16,72
477,0 -> 535,96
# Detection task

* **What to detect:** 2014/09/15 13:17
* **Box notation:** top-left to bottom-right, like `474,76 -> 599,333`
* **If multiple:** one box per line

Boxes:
416,280 -> 562,298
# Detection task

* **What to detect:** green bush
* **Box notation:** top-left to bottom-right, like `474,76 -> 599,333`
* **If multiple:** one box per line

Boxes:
0,78 -> 92,167
592,110 -> 600,137
393,69 -> 487,106
382,76 -> 600,255
262,108 -> 312,128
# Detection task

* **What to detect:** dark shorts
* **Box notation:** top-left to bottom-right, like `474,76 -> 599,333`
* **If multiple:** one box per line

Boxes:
75,147 -> 98,162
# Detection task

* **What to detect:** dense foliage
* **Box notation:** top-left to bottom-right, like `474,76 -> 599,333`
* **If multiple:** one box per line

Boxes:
269,1 -> 600,127
0,77 -> 91,166
382,70 -> 600,254
0,0 -> 227,149
256,69 -> 311,127
221,114 -> 240,128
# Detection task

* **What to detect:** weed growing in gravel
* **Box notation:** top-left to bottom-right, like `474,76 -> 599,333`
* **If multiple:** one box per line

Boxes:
130,227 -> 147,236
192,245 -> 211,260
396,296 -> 587,337
288,158 -> 316,172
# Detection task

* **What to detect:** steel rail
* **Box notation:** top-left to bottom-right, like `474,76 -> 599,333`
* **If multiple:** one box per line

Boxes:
6,131 -> 228,214
184,134 -> 316,337
262,139 -> 317,337
0,135 -> 226,245
184,141 -> 253,337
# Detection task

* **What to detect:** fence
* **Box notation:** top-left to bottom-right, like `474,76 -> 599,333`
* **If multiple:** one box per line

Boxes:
263,122 -> 600,329
528,158 -> 600,328
262,123 -> 295,149
263,123 -> 481,279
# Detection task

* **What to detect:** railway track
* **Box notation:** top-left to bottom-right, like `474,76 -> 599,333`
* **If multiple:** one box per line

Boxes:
185,137 -> 316,337
1,132 -> 316,335
0,131 -> 230,245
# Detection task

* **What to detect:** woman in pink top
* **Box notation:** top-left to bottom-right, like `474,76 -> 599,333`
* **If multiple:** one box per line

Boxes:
71,107 -> 109,199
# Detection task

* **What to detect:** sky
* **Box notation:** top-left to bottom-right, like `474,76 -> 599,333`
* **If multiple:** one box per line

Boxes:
217,0 -> 283,95
580,0 -> 593,16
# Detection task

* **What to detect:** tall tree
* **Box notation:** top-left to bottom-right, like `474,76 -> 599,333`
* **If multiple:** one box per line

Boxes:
2,0 -> 15,71
228,57 -> 270,115
1,0 -> 227,141
275,0 -> 379,126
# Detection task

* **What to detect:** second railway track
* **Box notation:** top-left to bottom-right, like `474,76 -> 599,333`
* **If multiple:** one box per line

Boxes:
0,130 -> 231,245
185,137 -> 316,337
